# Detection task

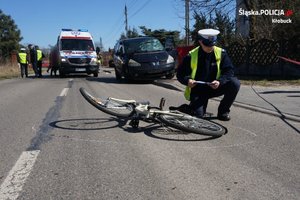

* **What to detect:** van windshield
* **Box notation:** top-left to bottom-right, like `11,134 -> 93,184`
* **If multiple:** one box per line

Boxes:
61,39 -> 95,51
124,38 -> 164,54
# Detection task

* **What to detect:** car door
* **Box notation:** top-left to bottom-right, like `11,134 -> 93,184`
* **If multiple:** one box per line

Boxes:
114,44 -> 125,74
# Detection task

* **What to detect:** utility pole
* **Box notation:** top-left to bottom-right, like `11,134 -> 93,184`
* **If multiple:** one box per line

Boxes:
125,4 -> 128,37
99,37 -> 103,51
185,0 -> 190,46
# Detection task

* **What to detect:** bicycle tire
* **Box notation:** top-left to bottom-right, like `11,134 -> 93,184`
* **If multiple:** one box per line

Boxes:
79,87 -> 133,118
158,112 -> 226,137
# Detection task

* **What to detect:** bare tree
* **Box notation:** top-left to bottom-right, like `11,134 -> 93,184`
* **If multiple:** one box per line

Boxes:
178,0 -> 299,40
187,0 -> 235,15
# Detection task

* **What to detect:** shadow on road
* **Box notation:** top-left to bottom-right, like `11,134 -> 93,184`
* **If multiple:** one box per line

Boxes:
251,85 -> 300,134
49,117 -> 222,142
49,117 -> 124,131
259,90 -> 300,94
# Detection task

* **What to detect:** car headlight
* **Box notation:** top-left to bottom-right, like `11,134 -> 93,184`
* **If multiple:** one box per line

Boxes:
128,59 -> 141,67
167,55 -> 174,64
90,57 -> 98,65
61,58 -> 67,62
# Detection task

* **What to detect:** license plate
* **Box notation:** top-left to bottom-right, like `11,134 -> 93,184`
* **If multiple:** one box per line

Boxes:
75,68 -> 86,72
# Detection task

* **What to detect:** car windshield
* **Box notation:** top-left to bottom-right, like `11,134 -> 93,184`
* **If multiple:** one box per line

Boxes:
124,38 -> 164,54
61,39 -> 95,51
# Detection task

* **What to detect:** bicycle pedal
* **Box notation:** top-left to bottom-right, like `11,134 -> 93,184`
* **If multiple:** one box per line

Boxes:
159,98 -> 166,110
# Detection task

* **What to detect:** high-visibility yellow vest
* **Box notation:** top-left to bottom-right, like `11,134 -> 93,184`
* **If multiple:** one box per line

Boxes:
18,52 -> 27,64
37,50 -> 42,61
184,46 -> 222,101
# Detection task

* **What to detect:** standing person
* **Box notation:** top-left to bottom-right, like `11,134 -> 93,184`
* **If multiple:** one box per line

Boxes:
17,48 -> 28,78
176,29 -> 240,121
28,44 -> 38,77
96,47 -> 102,66
35,45 -> 45,77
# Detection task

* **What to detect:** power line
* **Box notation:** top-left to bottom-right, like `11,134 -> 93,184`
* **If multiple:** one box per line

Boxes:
103,0 -> 151,48
127,0 -> 138,9
129,0 -> 152,19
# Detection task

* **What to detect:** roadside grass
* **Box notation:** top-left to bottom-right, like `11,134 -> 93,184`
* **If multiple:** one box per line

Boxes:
0,63 -> 20,80
0,63 -> 34,80
238,76 -> 300,86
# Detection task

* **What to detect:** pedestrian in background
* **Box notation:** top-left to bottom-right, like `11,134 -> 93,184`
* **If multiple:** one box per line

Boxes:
177,29 -> 240,121
96,47 -> 102,66
27,44 -> 38,77
17,47 -> 28,78
35,45 -> 45,77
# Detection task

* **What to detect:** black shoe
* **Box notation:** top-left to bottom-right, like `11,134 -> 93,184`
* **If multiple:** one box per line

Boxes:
217,112 -> 231,121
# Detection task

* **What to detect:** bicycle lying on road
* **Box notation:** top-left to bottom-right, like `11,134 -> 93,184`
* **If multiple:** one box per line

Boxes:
79,87 -> 226,137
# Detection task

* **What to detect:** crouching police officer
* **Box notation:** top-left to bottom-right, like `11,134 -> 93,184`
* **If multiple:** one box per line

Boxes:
176,29 -> 240,121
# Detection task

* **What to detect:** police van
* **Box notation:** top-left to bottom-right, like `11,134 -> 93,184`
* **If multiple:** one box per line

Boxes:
50,29 -> 99,77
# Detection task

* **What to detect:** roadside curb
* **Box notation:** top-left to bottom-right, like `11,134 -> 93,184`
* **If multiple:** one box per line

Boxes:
154,80 -> 300,123
213,98 -> 300,123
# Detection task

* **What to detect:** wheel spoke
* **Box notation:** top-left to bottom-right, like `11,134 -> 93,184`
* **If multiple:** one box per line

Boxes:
159,113 -> 224,136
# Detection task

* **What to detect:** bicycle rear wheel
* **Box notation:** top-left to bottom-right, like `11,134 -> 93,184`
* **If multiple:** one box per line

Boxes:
79,87 -> 133,118
158,112 -> 226,137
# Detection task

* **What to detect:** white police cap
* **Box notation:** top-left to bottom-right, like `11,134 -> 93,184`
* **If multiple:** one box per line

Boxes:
198,29 -> 220,46
198,29 -> 220,39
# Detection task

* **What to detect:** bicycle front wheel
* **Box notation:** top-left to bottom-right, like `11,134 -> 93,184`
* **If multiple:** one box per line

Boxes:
79,87 -> 133,118
158,112 -> 226,137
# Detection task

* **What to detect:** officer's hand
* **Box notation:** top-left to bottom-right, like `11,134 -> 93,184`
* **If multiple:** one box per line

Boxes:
188,79 -> 197,88
209,80 -> 220,89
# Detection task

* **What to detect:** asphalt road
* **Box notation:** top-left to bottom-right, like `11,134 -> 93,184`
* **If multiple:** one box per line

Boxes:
0,72 -> 299,200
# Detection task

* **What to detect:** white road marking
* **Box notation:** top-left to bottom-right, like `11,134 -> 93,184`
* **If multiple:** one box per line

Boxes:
0,80 -> 72,199
59,88 -> 69,97
0,150 -> 40,200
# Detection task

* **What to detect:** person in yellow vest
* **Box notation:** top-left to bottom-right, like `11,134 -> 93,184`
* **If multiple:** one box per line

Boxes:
35,45 -> 45,77
96,47 -> 102,66
17,48 -> 28,78
176,29 -> 240,121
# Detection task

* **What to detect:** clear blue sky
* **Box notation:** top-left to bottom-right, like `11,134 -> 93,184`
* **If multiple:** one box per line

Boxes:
1,0 -> 186,50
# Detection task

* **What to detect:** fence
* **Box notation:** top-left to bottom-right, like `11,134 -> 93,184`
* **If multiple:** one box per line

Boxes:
226,35 -> 300,78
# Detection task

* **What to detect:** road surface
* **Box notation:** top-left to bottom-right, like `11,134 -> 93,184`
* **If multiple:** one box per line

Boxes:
0,72 -> 299,200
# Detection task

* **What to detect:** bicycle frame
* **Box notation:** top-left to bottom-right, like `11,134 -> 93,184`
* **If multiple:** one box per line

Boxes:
79,87 -> 226,136
108,97 -> 190,120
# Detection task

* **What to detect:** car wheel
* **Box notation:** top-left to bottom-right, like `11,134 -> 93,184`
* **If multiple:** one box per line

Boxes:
59,70 -> 65,78
166,73 -> 175,79
115,67 -> 121,80
93,72 -> 98,77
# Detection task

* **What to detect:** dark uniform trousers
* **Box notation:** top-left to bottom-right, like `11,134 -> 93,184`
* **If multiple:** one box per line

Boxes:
190,77 -> 240,117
